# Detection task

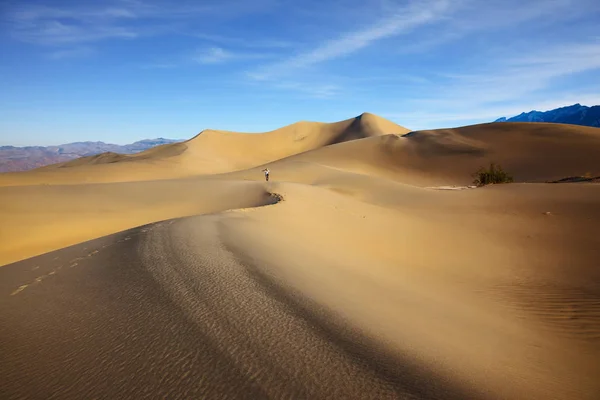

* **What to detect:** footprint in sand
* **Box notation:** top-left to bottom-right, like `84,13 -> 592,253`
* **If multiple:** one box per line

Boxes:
10,285 -> 29,296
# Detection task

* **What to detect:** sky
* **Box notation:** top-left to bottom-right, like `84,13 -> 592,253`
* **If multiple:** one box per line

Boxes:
1,0 -> 600,146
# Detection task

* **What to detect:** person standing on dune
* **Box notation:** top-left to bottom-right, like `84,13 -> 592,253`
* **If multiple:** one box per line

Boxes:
262,168 -> 270,182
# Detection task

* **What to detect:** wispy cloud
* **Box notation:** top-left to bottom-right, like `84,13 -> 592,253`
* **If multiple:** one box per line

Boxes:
250,0 -> 453,80
3,0 -> 599,135
5,0 -> 278,46
140,63 -> 178,69
4,0 -> 290,74
15,22 -> 138,45
48,46 -> 95,60
272,81 -> 341,98
192,33 -> 293,49
9,4 -> 138,22
428,41 -> 600,104
389,93 -> 600,129
7,3 -> 141,45
390,0 -> 600,56
242,0 -> 455,98
194,47 -> 233,64
442,0 -> 583,32
383,40 -> 600,128
194,46 -> 274,65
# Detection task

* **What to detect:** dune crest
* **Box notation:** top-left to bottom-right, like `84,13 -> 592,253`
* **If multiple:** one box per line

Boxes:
0,113 -> 409,186
228,121 -> 600,186
178,112 -> 409,173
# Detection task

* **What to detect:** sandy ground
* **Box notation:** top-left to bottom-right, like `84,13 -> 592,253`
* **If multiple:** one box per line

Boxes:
1,114 -> 599,399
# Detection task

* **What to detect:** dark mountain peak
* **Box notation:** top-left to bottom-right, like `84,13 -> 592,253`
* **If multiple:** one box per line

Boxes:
494,104 -> 599,128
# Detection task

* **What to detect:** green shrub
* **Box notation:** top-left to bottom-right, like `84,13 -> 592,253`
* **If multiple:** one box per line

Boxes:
472,163 -> 514,186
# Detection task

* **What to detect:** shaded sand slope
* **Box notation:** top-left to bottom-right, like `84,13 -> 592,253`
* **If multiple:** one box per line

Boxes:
225,122 -> 600,186
222,182 -> 600,400
0,113 -> 409,187
2,182 -> 598,399
399,122 -> 600,184
0,215 -> 471,400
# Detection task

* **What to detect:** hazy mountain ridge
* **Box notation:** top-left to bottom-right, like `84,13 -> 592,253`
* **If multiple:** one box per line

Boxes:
495,103 -> 600,127
0,138 -> 183,172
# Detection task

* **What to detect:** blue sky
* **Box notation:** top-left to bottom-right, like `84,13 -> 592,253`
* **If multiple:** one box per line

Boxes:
1,0 -> 600,146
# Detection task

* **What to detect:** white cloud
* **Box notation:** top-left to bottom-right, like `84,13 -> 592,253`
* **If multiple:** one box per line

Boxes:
192,33 -> 293,49
273,82 -> 341,98
5,0 -> 599,123
194,47 -> 233,64
390,93 -> 600,129
446,0 -> 584,32
383,40 -> 600,129
48,47 -> 95,60
428,41 -> 600,104
10,5 -> 138,22
5,0 -> 277,46
388,0 -> 600,57
7,4 -> 140,45
392,95 -> 600,122
250,0 -> 453,80
193,46 -> 274,65
140,63 -> 178,69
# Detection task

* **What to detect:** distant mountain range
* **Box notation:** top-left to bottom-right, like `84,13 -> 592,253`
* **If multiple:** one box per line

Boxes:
0,138 -> 183,173
495,104 -> 600,127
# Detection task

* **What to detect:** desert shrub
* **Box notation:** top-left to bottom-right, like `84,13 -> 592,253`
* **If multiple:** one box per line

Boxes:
269,192 -> 284,203
472,163 -> 514,186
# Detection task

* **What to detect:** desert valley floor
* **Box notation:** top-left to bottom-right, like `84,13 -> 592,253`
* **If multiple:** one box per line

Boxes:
1,113 -> 599,399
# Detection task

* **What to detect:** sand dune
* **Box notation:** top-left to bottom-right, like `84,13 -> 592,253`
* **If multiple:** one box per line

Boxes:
0,179 -> 278,266
1,181 -> 598,399
221,182 -> 600,399
1,114 -> 599,399
0,112 -> 409,187
224,121 -> 600,187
